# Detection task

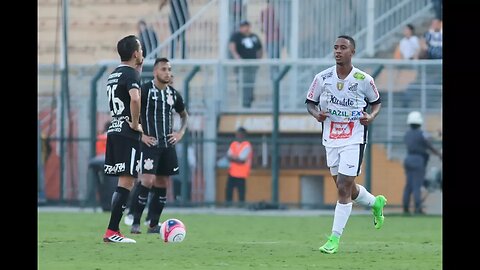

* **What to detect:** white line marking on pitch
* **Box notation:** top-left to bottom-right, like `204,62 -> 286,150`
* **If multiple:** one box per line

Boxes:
237,241 -> 281,244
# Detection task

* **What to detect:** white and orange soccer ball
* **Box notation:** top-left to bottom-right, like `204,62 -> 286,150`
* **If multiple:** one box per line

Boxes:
160,218 -> 186,243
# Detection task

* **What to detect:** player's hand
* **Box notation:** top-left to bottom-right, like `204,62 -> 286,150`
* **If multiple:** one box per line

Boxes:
141,134 -> 157,147
359,111 -> 373,126
167,132 -> 183,145
128,121 -> 143,133
315,110 -> 329,122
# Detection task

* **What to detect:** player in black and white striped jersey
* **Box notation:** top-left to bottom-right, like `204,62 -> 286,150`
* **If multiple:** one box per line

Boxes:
129,57 -> 189,234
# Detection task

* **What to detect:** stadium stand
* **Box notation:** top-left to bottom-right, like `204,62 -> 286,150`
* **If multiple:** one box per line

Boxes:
38,0 -> 441,209
39,0 -> 167,64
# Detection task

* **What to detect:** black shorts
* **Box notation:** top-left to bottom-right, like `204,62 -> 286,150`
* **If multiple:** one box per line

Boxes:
140,144 -> 179,176
104,134 -> 141,178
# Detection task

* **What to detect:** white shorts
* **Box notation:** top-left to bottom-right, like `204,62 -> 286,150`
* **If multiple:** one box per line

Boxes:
325,144 -> 366,177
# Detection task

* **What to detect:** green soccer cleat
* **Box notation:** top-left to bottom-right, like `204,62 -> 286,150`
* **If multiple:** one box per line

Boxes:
319,235 -> 340,254
372,195 -> 387,229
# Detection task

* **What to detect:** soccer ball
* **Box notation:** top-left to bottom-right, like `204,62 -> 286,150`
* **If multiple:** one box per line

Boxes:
160,218 -> 186,243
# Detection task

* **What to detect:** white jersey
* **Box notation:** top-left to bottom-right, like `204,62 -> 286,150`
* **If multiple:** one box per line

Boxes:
306,65 -> 380,147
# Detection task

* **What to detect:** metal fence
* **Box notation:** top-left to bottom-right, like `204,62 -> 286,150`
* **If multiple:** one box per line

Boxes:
37,0 -> 441,207
141,0 -> 433,60
38,58 -> 442,207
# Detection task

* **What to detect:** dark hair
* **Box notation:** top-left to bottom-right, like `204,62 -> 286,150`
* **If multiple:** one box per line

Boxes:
117,35 -> 140,61
240,20 -> 250,26
237,127 -> 247,135
154,57 -> 170,67
337,35 -> 356,49
406,24 -> 415,33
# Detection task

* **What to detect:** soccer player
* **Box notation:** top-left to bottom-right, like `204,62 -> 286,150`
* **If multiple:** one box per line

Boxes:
305,35 -> 387,254
129,57 -> 189,234
102,35 -> 150,243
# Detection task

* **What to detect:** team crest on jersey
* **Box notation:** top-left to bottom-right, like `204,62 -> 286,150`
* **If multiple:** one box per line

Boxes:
348,82 -> 358,92
166,89 -> 174,105
143,158 -> 154,170
336,82 -> 344,90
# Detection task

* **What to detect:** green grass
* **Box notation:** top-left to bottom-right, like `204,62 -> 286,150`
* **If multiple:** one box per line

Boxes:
38,211 -> 442,270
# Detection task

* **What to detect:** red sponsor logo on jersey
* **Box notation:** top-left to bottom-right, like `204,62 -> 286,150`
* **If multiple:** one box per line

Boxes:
370,80 -> 379,97
329,121 -> 354,139
307,77 -> 318,99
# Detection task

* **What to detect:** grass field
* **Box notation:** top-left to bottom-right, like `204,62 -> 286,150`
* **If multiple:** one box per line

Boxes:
38,210 -> 442,270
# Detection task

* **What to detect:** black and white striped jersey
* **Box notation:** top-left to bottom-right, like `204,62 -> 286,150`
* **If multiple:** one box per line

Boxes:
140,80 -> 185,148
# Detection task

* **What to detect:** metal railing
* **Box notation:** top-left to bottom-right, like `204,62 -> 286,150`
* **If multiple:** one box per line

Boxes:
140,0 -> 434,60
38,58 -> 441,206
37,0 -> 440,206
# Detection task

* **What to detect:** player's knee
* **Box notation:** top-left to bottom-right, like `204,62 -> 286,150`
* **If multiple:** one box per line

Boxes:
118,176 -> 136,190
141,175 -> 155,188
155,176 -> 169,187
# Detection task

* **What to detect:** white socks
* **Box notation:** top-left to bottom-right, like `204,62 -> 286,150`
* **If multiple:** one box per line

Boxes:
332,201 -> 352,237
353,184 -> 376,208
330,185 -> 375,237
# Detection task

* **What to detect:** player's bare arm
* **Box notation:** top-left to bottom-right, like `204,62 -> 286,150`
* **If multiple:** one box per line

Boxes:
360,103 -> 381,126
128,88 -> 143,133
227,152 -> 247,164
257,48 -> 263,59
425,138 -> 442,160
167,109 -> 189,145
228,42 -> 241,59
306,101 -> 328,122
158,0 -> 168,10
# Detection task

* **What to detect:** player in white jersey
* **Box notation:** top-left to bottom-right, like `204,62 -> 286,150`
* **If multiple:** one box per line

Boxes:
305,35 -> 387,254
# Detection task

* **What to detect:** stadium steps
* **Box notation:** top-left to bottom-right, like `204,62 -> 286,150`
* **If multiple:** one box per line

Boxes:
38,0 -> 221,65
373,11 -> 436,60
38,0 -> 159,64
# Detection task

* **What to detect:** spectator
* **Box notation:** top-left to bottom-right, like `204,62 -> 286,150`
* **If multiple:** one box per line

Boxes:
229,0 -> 245,34
89,122 -> 115,212
137,19 -> 159,59
432,0 -> 442,20
228,20 -> 263,108
399,24 -> 420,60
38,122 -> 50,203
95,122 -> 110,156
225,127 -> 253,206
403,111 -> 442,215
260,0 -> 283,78
159,0 -> 190,59
421,18 -> 442,59
261,1 -> 281,60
